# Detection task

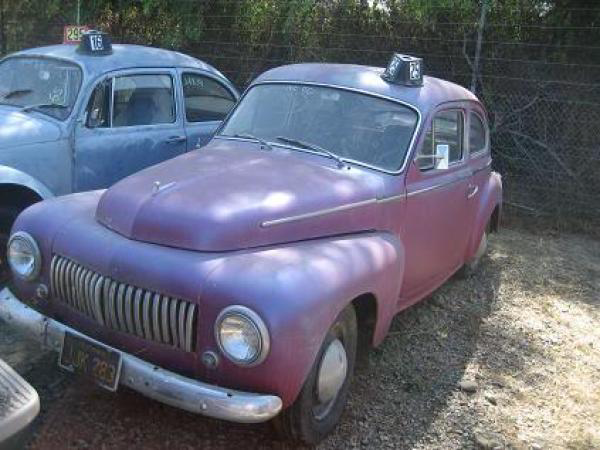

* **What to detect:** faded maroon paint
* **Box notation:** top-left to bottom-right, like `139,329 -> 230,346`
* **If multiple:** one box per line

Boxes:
9,64 -> 501,408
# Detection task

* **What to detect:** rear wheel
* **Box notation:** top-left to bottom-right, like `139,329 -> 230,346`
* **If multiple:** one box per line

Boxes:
459,229 -> 488,278
274,304 -> 357,445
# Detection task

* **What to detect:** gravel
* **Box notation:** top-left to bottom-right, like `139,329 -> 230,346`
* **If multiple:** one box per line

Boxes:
0,227 -> 598,449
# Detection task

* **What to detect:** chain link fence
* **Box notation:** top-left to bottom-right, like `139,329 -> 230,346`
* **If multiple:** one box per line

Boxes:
1,1 -> 598,234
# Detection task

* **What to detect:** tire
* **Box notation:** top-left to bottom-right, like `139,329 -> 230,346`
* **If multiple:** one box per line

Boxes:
458,230 -> 488,278
274,304 -> 357,445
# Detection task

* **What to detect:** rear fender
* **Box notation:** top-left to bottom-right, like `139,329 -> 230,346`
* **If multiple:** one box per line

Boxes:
466,171 -> 502,260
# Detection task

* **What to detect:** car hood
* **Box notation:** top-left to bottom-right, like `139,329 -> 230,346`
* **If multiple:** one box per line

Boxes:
96,138 -> 386,252
0,107 -> 62,149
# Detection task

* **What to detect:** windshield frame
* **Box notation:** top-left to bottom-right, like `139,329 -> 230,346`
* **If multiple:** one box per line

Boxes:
0,55 -> 84,121
216,80 -> 422,175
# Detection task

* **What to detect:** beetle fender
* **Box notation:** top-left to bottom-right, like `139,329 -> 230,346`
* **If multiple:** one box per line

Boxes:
466,171 -> 502,260
201,232 -> 405,407
0,165 -> 54,200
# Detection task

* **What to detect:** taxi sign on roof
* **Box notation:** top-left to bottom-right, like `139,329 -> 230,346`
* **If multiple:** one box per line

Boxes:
77,30 -> 112,55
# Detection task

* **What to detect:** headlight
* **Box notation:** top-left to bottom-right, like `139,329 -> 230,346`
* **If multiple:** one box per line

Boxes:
215,306 -> 270,366
7,232 -> 41,280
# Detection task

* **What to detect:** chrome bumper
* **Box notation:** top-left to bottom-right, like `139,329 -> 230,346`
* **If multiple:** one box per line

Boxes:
0,288 -> 282,424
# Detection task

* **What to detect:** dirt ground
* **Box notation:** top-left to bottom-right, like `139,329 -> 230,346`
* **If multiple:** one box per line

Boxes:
1,227 -> 599,449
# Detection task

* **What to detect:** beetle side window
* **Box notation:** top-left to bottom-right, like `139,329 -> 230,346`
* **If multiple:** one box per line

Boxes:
469,112 -> 487,155
416,110 -> 464,170
182,73 -> 235,122
112,74 -> 175,127
86,80 -> 111,128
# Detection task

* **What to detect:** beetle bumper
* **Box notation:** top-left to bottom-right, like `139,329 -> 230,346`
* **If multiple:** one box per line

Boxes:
0,287 -> 282,424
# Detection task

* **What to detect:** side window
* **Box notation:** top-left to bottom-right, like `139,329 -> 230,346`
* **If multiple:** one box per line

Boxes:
469,112 -> 487,155
416,110 -> 464,170
86,79 -> 111,128
112,74 -> 175,127
182,73 -> 235,122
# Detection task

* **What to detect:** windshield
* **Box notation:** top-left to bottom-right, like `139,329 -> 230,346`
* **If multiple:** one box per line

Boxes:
0,57 -> 82,120
220,83 -> 419,171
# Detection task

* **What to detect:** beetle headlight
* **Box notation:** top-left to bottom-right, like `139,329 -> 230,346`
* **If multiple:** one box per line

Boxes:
215,306 -> 269,366
7,232 -> 41,280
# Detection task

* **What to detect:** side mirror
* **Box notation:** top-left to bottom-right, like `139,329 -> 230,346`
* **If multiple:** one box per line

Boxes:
434,144 -> 449,170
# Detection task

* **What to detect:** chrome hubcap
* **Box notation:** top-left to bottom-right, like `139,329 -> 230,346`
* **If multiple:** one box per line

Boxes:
317,338 -> 347,405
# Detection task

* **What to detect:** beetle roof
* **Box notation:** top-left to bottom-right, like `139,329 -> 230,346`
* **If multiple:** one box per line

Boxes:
7,43 -> 225,79
254,63 -> 479,111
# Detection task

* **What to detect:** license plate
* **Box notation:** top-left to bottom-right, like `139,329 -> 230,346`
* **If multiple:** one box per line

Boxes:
59,332 -> 122,391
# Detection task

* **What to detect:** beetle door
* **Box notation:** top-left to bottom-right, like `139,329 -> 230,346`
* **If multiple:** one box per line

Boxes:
73,69 -> 187,191
179,70 -> 238,150
400,107 -> 474,301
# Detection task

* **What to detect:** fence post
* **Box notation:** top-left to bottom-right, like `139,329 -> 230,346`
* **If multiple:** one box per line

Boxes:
470,0 -> 488,93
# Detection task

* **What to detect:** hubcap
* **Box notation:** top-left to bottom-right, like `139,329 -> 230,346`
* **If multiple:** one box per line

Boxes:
317,338 -> 347,405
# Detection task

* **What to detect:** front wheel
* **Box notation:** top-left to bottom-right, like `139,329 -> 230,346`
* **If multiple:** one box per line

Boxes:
274,304 -> 357,445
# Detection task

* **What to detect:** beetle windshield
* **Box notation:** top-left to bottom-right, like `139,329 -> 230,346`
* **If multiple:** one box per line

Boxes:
0,57 -> 82,120
220,83 -> 419,171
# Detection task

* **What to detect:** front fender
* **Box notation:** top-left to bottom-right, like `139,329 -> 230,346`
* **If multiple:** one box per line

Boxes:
466,171 -> 502,260
201,232 -> 404,407
0,165 -> 54,199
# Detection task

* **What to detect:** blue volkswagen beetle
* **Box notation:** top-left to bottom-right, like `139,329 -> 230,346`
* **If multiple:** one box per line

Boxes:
0,33 -> 239,277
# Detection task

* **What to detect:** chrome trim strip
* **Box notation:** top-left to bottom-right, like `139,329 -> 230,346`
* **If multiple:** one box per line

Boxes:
142,291 -> 153,340
261,198 -> 378,228
0,288 -> 282,424
407,173 -> 472,198
178,302 -> 187,352
152,293 -> 161,342
133,289 -> 143,337
93,275 -> 105,326
218,80 -> 423,175
161,297 -> 170,345
185,304 -> 196,353
170,299 -> 179,349
124,286 -> 135,334
260,194 -> 405,228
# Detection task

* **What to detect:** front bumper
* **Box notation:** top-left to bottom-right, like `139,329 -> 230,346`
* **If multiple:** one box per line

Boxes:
0,288 -> 282,423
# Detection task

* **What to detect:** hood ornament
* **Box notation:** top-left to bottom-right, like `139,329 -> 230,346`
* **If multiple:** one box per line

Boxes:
152,181 -> 176,196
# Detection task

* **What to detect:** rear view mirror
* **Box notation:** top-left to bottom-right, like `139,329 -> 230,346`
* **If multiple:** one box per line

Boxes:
434,144 -> 449,170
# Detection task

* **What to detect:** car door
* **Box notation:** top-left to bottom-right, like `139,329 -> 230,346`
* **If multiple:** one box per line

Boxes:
179,70 -> 238,150
466,107 -> 491,221
400,106 -> 474,300
73,68 -> 187,191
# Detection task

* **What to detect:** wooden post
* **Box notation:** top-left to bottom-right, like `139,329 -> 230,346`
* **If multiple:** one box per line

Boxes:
471,0 -> 488,93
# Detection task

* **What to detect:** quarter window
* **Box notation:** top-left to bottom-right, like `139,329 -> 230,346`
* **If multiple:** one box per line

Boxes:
469,112 -> 487,154
112,74 -> 175,127
182,73 -> 235,122
416,110 -> 464,170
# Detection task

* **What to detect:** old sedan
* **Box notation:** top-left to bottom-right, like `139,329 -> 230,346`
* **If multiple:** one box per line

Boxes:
0,31 -> 238,278
1,55 -> 501,444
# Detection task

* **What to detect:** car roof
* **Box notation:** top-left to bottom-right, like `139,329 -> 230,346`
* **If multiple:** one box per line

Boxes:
6,43 -> 226,80
254,63 -> 479,112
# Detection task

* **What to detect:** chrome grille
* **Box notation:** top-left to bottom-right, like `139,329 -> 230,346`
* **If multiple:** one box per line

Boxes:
50,255 -> 198,352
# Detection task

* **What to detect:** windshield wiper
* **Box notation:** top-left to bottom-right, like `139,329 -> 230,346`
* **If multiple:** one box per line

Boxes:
20,103 -> 68,113
276,136 -> 346,169
1,89 -> 32,99
232,133 -> 272,150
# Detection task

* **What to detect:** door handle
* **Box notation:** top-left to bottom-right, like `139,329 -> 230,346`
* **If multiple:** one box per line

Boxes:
467,184 -> 479,199
165,135 -> 187,144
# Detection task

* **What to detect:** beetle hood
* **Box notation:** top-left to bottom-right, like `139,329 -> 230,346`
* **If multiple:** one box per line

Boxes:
0,107 -> 62,149
96,139 -> 385,252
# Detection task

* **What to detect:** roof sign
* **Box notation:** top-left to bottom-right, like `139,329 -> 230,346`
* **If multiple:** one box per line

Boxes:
63,25 -> 89,44
77,30 -> 112,56
381,53 -> 424,87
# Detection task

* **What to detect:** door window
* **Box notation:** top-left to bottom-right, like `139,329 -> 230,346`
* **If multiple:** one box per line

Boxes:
85,79 -> 111,128
112,74 -> 175,127
416,110 -> 464,170
182,73 -> 235,122
469,112 -> 487,155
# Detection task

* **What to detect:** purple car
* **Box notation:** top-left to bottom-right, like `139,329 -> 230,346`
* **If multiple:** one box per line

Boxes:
1,54 -> 501,444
